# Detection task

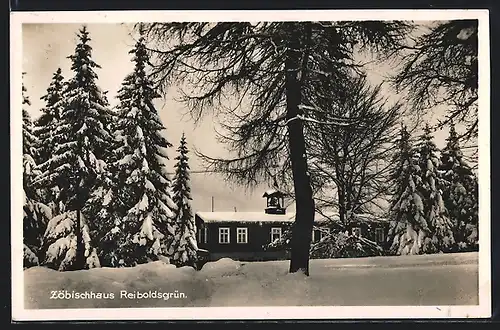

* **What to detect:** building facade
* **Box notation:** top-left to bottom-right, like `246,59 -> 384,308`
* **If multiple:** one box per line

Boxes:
195,190 -> 294,262
194,190 -> 390,263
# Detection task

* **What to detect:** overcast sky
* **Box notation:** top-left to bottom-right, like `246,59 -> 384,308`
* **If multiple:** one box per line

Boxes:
22,22 -> 454,214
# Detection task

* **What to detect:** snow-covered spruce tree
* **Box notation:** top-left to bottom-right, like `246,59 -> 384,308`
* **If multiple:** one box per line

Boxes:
34,68 -> 66,165
440,122 -> 478,251
22,78 -> 52,268
33,68 -> 67,215
83,135 -> 124,267
84,96 -> 125,268
171,133 -> 197,267
35,26 -> 113,271
387,124 -> 430,255
415,123 -> 455,253
102,34 -> 176,267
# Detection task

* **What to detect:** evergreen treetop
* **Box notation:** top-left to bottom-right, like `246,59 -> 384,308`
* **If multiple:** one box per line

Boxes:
440,121 -> 478,251
97,33 -> 176,267
34,68 -> 67,166
171,132 -> 197,267
36,25 -> 112,271
172,132 -> 192,211
35,26 -> 113,205
388,124 -> 428,255
414,123 -> 455,253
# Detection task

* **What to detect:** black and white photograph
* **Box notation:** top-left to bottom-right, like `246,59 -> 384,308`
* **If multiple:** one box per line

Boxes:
11,10 -> 491,320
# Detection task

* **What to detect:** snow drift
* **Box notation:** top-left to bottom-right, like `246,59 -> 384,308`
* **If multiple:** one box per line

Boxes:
24,252 -> 479,309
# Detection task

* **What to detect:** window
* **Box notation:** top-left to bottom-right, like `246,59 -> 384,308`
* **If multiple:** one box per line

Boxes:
237,228 -> 248,244
218,227 -> 230,244
198,226 -> 208,244
271,227 -> 282,242
312,228 -> 330,242
375,228 -> 384,242
352,227 -> 362,238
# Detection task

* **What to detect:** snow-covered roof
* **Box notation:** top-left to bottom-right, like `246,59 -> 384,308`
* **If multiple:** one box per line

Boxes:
262,189 -> 284,197
196,211 -> 295,223
195,211 -> 388,224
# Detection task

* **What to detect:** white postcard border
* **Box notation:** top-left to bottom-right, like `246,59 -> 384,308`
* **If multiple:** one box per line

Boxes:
11,9 -> 491,321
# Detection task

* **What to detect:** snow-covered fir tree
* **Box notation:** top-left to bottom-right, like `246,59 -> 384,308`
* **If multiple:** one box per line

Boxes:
440,122 -> 478,251
85,141 -> 124,267
387,125 -> 430,255
414,124 -> 455,253
22,77 -> 52,267
33,68 -> 67,214
85,108 -> 124,267
34,68 -> 66,165
100,33 -> 176,267
35,26 -> 113,270
171,133 -> 198,267
23,80 -> 38,199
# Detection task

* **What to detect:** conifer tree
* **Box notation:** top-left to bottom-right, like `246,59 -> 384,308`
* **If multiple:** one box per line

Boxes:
387,125 -> 429,255
440,122 -> 478,251
101,33 -> 176,267
34,68 -> 66,165
85,140 -> 124,267
22,77 -> 52,267
35,26 -> 112,270
171,133 -> 197,267
23,80 -> 38,196
85,105 -> 124,267
415,124 -> 455,253
33,68 -> 67,214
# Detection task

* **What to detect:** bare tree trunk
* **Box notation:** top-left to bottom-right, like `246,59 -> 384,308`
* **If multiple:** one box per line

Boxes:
338,187 -> 346,227
74,175 -> 85,270
286,24 -> 315,275
74,137 -> 85,270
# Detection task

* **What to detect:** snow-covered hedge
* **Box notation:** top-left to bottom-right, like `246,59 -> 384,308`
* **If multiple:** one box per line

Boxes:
310,232 -> 385,259
265,227 -> 385,259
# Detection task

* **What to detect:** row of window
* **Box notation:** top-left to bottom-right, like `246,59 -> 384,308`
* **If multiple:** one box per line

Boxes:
348,227 -> 385,242
198,226 -> 385,245
216,227 -> 283,244
310,227 -> 364,241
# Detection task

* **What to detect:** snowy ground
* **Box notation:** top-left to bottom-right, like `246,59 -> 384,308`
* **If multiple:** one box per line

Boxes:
24,252 -> 479,309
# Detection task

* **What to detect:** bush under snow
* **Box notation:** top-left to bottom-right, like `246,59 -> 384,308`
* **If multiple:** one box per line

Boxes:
42,211 -> 100,271
310,232 -> 385,259
23,244 -> 39,269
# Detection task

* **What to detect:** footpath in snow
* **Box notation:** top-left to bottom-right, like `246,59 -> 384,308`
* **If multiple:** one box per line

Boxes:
24,252 -> 479,309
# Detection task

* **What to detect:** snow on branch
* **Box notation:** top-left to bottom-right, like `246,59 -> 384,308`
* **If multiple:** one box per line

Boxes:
298,114 -> 360,127
280,113 -> 361,127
